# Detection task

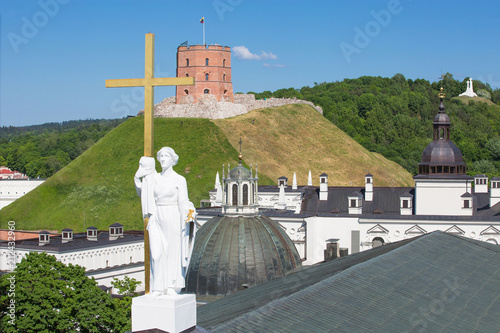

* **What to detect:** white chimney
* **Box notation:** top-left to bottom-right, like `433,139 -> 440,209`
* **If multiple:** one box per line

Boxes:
365,173 -> 373,202
319,173 -> 328,201
490,177 -> 500,207
308,170 -> 313,186
276,184 -> 287,209
474,174 -> 488,194
292,172 -> 297,190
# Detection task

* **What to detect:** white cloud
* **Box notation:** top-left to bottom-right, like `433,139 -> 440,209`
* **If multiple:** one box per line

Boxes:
233,46 -> 278,61
263,63 -> 286,68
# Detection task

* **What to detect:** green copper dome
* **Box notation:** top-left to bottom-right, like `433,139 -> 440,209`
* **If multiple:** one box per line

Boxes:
186,215 -> 301,300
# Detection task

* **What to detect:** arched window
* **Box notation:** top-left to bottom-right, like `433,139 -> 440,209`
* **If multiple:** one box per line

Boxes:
223,59 -> 226,67
223,74 -> 226,82
232,184 -> 238,206
185,73 -> 189,77
205,73 -> 209,81
186,58 -> 189,66
243,184 -> 249,205
372,237 -> 385,247
205,58 -> 209,66
204,89 -> 210,94
184,89 -> 189,95
224,90 -> 228,95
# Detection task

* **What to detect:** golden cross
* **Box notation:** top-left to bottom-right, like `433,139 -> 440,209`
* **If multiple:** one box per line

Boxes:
106,33 -> 194,156
105,33 -> 194,294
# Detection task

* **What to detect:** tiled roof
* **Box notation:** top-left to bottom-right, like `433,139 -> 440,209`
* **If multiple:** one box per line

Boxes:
197,231 -> 500,332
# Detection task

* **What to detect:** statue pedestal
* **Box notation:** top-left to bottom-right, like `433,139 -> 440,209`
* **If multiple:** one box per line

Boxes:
132,294 -> 196,333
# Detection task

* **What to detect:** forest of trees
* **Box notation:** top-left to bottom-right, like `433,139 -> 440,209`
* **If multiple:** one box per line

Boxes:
2,74 -> 499,180
251,73 -> 500,177
0,119 -> 125,178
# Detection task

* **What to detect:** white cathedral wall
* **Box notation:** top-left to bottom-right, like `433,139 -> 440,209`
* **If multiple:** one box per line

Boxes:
303,216 -> 359,265
415,179 -> 472,216
270,218 -> 306,259
359,219 -> 500,248
257,192 -> 302,213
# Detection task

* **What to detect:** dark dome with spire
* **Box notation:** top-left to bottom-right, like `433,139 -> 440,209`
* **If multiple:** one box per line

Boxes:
186,214 -> 301,300
415,89 -> 468,179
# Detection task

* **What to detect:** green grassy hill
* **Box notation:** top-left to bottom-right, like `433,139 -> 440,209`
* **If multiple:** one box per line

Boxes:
0,117 -> 269,232
1,105 -> 414,232
452,96 -> 495,106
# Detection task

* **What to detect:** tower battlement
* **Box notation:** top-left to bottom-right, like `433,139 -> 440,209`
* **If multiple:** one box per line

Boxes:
176,44 -> 233,104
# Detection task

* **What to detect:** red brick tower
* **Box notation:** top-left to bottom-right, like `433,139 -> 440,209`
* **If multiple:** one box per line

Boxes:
176,44 -> 233,104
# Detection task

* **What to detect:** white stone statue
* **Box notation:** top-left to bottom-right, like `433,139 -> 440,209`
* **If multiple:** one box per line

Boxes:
134,147 -> 197,296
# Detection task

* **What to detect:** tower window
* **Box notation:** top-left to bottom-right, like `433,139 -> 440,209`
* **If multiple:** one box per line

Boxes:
184,89 -> 189,95
321,178 -> 325,184
223,74 -> 226,82
224,90 -> 228,94
205,73 -> 209,81
350,199 -> 356,208
186,59 -> 189,66
185,73 -> 189,77
366,178 -> 371,184
243,184 -> 249,205
232,184 -> 238,206
205,58 -> 209,66
223,59 -> 226,67
402,200 -> 409,208
463,200 -> 470,208
204,89 -> 210,94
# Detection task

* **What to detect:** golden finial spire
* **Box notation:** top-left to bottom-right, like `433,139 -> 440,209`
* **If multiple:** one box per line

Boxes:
438,87 -> 445,99
238,138 -> 243,162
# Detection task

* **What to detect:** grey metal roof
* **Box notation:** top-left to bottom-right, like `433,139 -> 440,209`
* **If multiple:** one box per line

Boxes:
197,231 -> 500,332
0,231 -> 144,252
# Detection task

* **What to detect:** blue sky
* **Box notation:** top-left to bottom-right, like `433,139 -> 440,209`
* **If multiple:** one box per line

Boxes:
1,0 -> 499,126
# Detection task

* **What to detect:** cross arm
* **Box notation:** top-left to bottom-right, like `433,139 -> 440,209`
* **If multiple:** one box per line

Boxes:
105,78 -> 145,88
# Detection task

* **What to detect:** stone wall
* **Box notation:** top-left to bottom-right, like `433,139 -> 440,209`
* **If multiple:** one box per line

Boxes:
138,94 -> 323,120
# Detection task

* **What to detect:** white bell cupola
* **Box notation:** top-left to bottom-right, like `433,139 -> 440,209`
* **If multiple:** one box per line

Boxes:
307,170 -> 313,186
222,143 -> 259,216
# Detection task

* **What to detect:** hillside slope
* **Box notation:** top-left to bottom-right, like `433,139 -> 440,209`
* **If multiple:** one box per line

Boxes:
214,104 -> 414,187
1,105 -> 413,232
0,117 -> 269,232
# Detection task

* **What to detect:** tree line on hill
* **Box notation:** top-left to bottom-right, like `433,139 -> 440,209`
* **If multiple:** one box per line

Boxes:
0,119 -> 125,178
250,73 -> 500,177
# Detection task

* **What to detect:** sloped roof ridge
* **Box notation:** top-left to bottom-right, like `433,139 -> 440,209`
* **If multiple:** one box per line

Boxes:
204,231 -> 500,332
197,234 -> 419,328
